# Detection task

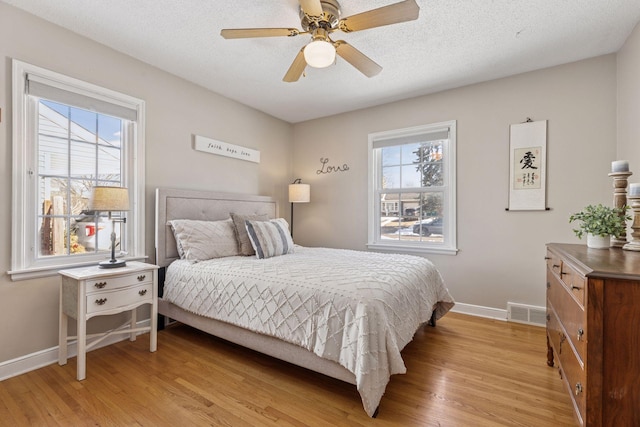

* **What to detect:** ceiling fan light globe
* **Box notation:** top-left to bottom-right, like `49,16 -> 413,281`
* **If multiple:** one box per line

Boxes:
304,40 -> 336,68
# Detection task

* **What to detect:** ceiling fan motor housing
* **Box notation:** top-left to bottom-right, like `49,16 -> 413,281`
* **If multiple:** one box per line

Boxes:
300,0 -> 341,31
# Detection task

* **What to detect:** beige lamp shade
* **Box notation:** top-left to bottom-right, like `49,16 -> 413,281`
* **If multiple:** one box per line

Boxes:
289,183 -> 310,203
89,186 -> 130,211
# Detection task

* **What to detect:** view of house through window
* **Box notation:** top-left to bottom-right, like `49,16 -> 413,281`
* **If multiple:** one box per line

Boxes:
38,100 -> 125,258
379,140 -> 444,243
11,59 -> 145,279
369,121 -> 457,254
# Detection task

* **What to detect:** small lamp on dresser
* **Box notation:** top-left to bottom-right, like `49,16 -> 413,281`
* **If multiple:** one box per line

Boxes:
89,186 -> 129,268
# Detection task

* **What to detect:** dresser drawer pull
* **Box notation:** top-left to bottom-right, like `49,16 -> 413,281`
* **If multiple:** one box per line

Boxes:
559,333 -> 566,354
575,382 -> 583,396
544,256 -> 551,260
553,264 -> 560,269
571,286 -> 582,291
94,281 -> 107,289
577,328 -> 584,341
138,289 -> 148,296
95,298 -> 107,306
546,314 -> 550,322
546,282 -> 550,289
137,275 -> 146,282
560,272 -> 569,276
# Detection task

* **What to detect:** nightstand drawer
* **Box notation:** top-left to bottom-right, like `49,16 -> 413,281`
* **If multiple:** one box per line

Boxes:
86,271 -> 153,294
86,283 -> 153,314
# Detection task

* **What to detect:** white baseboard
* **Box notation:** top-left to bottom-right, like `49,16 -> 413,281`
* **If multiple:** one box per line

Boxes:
450,302 -> 508,321
0,319 -> 150,381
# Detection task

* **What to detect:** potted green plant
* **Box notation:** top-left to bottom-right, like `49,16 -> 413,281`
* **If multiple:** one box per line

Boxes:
569,204 -> 630,248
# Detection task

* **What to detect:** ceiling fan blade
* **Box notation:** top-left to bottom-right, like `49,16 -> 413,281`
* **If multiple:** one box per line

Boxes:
298,0 -> 324,16
220,28 -> 301,39
283,48 -> 307,82
335,41 -> 382,77
338,0 -> 419,33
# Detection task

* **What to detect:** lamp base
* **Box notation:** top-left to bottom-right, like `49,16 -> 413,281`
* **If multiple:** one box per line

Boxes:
98,258 -> 127,269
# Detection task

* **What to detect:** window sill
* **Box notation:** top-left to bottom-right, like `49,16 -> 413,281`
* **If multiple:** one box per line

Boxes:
367,243 -> 458,256
8,256 -> 148,281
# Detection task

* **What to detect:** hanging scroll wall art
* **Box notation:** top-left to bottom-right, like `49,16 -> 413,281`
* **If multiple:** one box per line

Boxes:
507,119 -> 548,211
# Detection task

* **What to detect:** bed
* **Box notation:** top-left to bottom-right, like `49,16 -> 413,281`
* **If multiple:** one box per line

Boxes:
155,187 -> 455,417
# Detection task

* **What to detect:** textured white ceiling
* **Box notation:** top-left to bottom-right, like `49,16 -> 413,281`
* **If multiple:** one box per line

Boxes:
4,0 -> 640,123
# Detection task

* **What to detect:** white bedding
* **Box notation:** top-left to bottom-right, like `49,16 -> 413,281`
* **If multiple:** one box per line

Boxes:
163,246 -> 454,416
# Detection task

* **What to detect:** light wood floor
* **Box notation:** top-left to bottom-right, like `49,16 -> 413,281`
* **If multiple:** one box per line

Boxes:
0,312 -> 576,426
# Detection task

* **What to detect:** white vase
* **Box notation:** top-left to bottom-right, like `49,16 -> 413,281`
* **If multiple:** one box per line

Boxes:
587,233 -> 610,249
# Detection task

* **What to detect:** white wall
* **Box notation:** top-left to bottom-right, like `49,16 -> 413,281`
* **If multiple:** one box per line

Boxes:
0,3 -> 292,363
291,55 -> 618,311
618,21 -> 640,171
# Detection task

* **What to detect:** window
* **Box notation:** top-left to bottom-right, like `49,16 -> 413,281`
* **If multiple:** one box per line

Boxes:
368,121 -> 457,255
10,60 -> 146,280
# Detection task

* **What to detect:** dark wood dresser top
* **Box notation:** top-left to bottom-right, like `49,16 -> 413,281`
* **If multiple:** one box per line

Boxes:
548,243 -> 640,281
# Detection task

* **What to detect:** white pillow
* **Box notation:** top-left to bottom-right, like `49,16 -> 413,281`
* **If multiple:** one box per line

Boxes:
245,218 -> 294,259
230,212 -> 270,256
168,218 -> 239,262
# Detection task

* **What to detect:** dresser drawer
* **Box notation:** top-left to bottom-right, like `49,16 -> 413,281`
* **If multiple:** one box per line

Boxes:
546,250 -> 563,277
86,271 -> 153,294
547,250 -> 586,307
547,271 -> 586,365
547,306 -> 586,425
86,283 -> 153,314
559,261 -> 586,307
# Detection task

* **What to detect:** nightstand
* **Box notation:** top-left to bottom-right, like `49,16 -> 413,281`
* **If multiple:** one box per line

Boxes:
58,261 -> 159,380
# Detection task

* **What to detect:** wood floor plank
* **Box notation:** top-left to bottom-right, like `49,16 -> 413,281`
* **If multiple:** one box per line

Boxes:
0,313 -> 576,426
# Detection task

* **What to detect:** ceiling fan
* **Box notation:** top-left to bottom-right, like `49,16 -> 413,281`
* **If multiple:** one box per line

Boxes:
220,0 -> 420,82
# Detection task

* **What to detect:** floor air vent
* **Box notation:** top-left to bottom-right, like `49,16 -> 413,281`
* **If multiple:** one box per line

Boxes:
507,302 -> 546,327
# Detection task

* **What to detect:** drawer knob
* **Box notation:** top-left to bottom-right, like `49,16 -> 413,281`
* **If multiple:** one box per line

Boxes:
137,275 -> 146,281
544,256 -> 551,260
552,264 -> 560,269
572,285 -> 582,291
575,382 -> 583,396
560,272 -> 569,276
95,298 -> 107,305
94,281 -> 107,289
138,289 -> 148,296
546,314 -> 550,322
546,282 -> 550,289
577,328 -> 584,341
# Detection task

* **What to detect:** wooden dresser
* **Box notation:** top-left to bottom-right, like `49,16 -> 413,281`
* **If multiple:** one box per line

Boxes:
546,243 -> 640,426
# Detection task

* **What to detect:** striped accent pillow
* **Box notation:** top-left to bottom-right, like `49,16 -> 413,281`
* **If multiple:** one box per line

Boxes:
245,218 -> 294,259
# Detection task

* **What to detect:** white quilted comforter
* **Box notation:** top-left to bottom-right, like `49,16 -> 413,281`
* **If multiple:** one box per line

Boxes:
163,246 -> 454,416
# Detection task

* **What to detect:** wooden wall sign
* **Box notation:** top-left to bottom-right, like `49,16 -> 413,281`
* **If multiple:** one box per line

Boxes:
194,135 -> 260,163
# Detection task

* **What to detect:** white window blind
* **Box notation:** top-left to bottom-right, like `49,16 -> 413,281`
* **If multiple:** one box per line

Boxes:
26,73 -> 138,121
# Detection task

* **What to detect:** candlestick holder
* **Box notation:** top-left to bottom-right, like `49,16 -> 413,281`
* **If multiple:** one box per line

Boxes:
609,171 -> 632,247
623,195 -> 640,252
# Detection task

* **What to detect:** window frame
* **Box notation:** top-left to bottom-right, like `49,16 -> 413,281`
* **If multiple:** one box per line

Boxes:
10,60 -> 146,280
367,120 -> 458,255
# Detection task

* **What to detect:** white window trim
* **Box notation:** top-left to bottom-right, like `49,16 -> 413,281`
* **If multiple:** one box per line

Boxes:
367,120 -> 458,255
9,59 -> 146,280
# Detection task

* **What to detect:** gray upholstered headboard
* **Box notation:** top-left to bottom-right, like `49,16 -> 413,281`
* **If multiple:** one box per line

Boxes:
155,188 -> 277,267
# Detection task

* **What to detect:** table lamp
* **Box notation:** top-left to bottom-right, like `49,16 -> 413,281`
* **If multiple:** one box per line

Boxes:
89,186 -> 129,268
